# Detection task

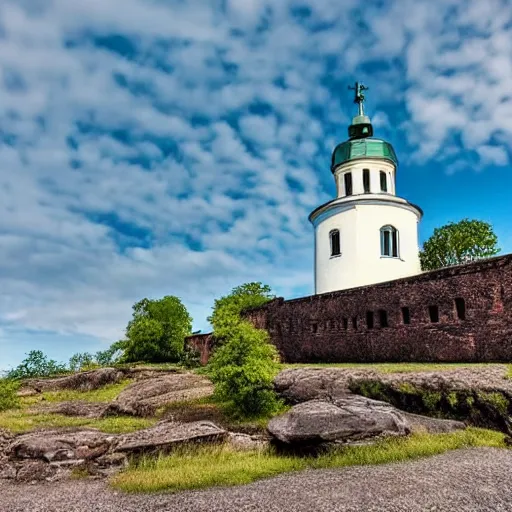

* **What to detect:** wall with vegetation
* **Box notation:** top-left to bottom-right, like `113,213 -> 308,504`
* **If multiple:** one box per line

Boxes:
243,254 -> 512,363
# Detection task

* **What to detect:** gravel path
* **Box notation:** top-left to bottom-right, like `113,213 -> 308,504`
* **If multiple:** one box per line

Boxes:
1,448 -> 511,512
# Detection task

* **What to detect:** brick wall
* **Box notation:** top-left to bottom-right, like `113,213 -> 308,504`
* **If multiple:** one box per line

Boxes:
243,254 -> 512,363
185,333 -> 214,365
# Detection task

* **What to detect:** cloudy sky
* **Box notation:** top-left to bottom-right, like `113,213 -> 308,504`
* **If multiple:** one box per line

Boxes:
1,0 -> 512,371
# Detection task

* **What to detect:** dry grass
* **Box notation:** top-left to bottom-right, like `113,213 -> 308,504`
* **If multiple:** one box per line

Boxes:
112,427 -> 506,494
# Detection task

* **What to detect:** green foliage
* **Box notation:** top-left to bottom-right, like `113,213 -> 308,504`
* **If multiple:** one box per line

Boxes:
7,350 -> 68,380
353,380 -> 387,401
421,391 -> 442,411
121,296 -> 192,363
420,218 -> 500,271
477,392 -> 509,415
95,342 -> 124,366
69,352 -> 95,372
397,382 -> 419,395
207,321 -> 281,417
446,392 -> 458,409
208,282 -> 274,338
0,379 -> 20,412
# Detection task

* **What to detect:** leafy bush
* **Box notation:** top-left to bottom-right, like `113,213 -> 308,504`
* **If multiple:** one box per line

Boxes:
121,296 -> 192,363
208,282 -> 274,339
207,321 -> 281,417
179,345 -> 201,369
0,379 -> 20,411
6,350 -> 68,380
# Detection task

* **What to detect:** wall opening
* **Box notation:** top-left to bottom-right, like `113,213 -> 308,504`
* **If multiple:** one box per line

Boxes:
380,170 -> 388,192
352,316 -> 358,331
311,322 -> 318,334
330,229 -> 341,257
401,306 -> 411,325
380,225 -> 399,257
363,169 -> 370,193
366,311 -> 374,329
454,298 -> 466,320
428,305 -> 439,323
378,309 -> 389,328
344,172 -> 353,196
342,318 -> 348,330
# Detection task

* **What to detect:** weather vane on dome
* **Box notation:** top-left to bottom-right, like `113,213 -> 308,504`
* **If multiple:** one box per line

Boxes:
348,81 -> 368,117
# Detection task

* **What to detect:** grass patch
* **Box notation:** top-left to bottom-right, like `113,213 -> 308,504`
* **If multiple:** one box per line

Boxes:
112,427 -> 505,494
21,379 -> 133,407
0,409 -> 156,434
281,363 -> 496,374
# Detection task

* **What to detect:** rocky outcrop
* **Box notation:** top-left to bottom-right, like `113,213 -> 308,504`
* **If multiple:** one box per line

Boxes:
35,401 -> 109,419
1,420 -> 227,482
402,413 -> 466,434
274,368 -> 377,404
22,368 -> 126,393
115,421 -> 227,455
268,396 -> 410,448
275,366 -> 512,404
104,373 -> 214,417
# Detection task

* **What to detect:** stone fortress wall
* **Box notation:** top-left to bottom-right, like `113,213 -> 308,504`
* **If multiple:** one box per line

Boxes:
241,254 -> 512,363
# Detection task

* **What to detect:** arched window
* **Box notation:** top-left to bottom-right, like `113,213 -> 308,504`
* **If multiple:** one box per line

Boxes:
380,171 -> 388,192
380,225 -> 399,257
330,229 -> 341,257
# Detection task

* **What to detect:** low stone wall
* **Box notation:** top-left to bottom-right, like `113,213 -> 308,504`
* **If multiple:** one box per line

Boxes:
185,333 -> 214,365
244,254 -> 512,363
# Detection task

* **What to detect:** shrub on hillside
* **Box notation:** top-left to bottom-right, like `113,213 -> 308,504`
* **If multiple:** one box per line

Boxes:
121,296 -> 192,363
207,321 -> 281,417
0,379 -> 20,411
7,350 -> 68,380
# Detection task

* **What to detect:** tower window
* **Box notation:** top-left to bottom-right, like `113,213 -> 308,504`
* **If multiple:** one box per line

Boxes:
363,169 -> 370,193
380,226 -> 399,257
380,171 -> 388,192
344,172 -> 353,196
330,229 -> 341,257
455,298 -> 466,320
429,305 -> 439,323
366,311 -> 374,329
378,309 -> 389,328
401,307 -> 411,325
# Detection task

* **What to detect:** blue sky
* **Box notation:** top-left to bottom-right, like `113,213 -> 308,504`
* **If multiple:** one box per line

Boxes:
1,0 -> 512,371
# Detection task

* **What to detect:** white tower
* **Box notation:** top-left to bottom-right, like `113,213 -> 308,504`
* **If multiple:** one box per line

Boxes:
309,82 -> 422,294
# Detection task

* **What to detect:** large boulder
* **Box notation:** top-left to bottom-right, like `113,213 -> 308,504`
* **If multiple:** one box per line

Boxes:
104,372 -> 214,417
7,429 -> 115,463
115,420 -> 227,455
268,396 -> 410,447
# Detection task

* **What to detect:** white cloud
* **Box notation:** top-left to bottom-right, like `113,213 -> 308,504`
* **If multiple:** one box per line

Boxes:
0,0 -> 511,368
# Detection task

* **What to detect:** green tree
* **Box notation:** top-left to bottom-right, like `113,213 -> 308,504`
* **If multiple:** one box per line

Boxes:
7,350 -> 68,380
206,282 -> 280,416
420,218 -> 500,271
121,296 -> 192,363
0,379 -> 20,412
69,352 -> 95,372
208,282 -> 275,338
207,321 -> 280,416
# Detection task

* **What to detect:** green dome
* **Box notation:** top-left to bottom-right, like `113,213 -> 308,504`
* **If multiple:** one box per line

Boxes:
331,138 -> 398,172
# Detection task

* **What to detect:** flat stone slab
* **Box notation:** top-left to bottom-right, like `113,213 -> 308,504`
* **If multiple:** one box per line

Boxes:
115,421 -> 227,455
105,373 -> 214,417
268,396 -> 410,446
